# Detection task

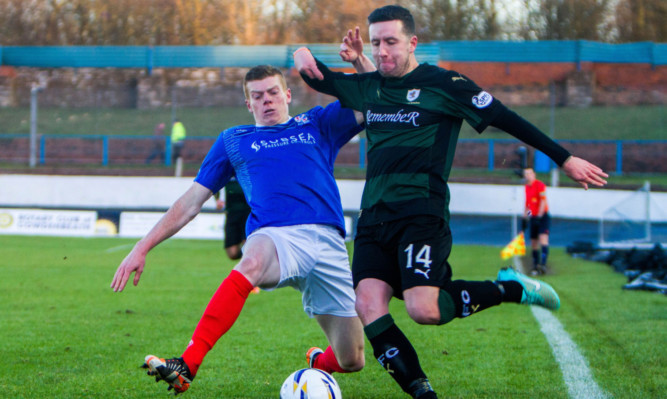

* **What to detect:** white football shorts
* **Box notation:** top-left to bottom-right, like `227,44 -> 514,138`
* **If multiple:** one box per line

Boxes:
246,224 -> 357,318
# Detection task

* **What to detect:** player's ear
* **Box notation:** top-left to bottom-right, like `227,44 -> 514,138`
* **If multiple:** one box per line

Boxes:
409,35 -> 418,53
245,99 -> 252,113
285,88 -> 292,104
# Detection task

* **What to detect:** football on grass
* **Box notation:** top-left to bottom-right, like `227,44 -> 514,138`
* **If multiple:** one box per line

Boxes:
280,368 -> 342,399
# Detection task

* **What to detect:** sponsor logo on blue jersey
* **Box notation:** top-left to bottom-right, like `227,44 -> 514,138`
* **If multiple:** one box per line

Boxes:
250,133 -> 317,152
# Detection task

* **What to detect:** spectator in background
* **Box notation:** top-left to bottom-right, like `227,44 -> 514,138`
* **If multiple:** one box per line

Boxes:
214,177 -> 251,260
145,122 -> 166,164
171,118 -> 187,163
523,167 -> 551,275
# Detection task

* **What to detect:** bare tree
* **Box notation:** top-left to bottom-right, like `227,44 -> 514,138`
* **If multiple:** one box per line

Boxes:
410,0 -> 507,41
291,0 -> 382,43
263,0 -> 298,44
614,0 -> 667,42
521,0 -> 613,41
0,0 -> 664,45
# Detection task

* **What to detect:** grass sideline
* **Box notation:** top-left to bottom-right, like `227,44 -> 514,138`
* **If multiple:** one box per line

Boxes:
1,105 -> 664,141
1,235 -> 664,398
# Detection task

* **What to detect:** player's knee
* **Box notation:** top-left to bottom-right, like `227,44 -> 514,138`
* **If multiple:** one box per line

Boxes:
338,351 -> 365,372
354,280 -> 392,324
226,246 -> 242,260
234,255 -> 264,283
355,297 -> 386,325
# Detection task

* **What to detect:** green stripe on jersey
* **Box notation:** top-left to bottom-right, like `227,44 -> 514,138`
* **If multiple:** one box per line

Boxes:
361,172 -> 430,209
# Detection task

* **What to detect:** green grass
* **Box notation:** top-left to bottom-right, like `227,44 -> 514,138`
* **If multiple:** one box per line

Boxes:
0,106 -> 313,137
0,105 -> 664,140
460,105 -> 666,141
1,235 -> 664,398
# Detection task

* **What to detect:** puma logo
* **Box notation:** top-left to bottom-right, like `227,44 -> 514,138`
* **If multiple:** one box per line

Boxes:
414,269 -> 431,279
452,76 -> 467,82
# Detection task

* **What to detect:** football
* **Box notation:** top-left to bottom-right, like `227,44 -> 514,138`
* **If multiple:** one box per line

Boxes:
280,368 -> 342,399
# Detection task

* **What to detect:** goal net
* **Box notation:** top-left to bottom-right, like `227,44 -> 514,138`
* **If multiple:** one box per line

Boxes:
599,181 -> 667,248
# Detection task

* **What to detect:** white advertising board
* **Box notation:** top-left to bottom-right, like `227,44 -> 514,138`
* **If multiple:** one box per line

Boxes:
118,212 -> 355,241
0,208 -> 97,236
119,212 -> 224,240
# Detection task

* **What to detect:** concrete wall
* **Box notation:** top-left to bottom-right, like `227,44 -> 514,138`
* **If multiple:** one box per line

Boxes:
0,61 -> 665,109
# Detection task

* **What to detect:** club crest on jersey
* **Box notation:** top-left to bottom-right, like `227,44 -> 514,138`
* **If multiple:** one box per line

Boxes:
472,91 -> 493,108
406,89 -> 421,102
293,114 -> 309,124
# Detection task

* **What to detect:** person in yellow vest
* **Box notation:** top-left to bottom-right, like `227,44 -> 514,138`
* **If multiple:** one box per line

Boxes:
171,119 -> 187,163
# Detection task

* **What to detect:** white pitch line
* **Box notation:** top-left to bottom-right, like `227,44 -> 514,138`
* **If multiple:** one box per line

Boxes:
513,257 -> 608,399
531,307 -> 608,399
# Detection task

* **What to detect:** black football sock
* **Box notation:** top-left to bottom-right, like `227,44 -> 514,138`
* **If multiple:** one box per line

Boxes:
495,280 -> 523,303
532,249 -> 540,269
541,246 -> 549,265
438,280 -> 502,324
364,314 -> 435,398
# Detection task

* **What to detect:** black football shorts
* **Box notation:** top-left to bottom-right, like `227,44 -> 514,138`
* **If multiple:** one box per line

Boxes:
224,210 -> 250,248
529,213 -> 551,240
352,215 -> 453,299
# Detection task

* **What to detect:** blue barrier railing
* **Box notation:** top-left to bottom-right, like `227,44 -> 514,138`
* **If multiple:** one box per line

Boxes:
2,134 -> 665,175
2,41 -> 665,70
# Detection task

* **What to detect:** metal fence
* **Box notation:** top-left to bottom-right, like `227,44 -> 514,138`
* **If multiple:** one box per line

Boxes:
2,133 -> 665,175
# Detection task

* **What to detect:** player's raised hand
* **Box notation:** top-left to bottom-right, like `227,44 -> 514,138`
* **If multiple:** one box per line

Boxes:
340,26 -> 364,63
111,248 -> 146,292
562,156 -> 608,190
293,47 -> 323,80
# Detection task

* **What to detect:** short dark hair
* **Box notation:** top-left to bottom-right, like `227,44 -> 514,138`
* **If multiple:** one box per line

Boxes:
368,5 -> 415,36
243,65 -> 286,99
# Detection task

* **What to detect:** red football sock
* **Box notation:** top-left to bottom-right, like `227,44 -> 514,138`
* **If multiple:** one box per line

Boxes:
182,270 -> 254,376
313,346 -> 349,374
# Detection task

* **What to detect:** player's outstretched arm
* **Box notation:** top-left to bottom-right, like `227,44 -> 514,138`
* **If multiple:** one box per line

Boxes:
489,108 -> 607,190
110,182 -> 212,292
562,156 -> 608,190
340,26 -> 376,73
294,47 -> 323,80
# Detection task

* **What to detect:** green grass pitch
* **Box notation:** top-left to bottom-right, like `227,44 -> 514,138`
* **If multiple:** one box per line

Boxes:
1,235 -> 664,398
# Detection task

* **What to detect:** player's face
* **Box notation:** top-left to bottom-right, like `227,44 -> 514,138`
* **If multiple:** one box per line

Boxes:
524,168 -> 536,183
245,75 -> 292,126
369,20 -> 418,78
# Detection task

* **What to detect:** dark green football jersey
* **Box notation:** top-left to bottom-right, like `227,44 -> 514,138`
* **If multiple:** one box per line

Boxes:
305,60 -> 505,226
225,178 -> 251,214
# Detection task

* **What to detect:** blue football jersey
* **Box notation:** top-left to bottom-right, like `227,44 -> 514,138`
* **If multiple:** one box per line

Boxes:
195,101 -> 363,236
